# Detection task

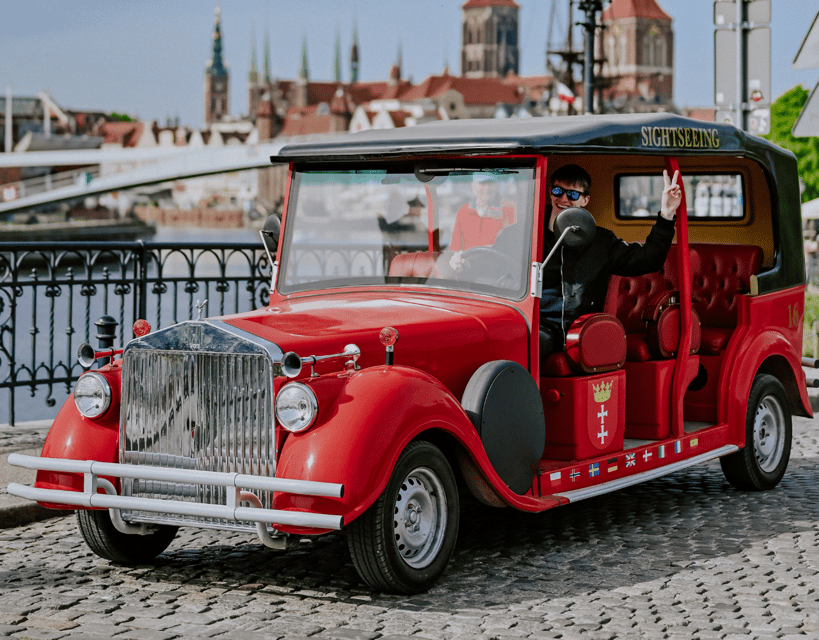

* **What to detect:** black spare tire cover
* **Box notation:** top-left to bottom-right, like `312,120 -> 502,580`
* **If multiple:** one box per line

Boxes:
462,360 -> 545,494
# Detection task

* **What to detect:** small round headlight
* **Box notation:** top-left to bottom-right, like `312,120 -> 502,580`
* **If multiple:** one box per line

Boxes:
275,383 -> 318,433
74,372 -> 112,418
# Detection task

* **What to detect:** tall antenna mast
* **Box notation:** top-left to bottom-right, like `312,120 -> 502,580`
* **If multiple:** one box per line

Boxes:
546,0 -> 582,112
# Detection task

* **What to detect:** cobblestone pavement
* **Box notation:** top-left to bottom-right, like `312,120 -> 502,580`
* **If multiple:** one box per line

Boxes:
1,418 -> 818,640
0,423 -> 52,456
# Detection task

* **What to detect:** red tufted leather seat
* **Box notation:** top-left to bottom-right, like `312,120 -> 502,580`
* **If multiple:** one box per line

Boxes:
388,251 -> 440,278
604,243 -> 763,360
541,313 -> 626,377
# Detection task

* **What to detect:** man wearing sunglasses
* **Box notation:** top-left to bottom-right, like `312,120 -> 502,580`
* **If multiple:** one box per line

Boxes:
540,164 -> 681,364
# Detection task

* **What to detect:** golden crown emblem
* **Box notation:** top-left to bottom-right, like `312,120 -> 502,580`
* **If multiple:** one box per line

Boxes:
593,380 -> 613,403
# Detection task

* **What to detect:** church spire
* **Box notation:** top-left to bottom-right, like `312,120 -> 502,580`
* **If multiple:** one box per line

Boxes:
334,28 -> 342,83
300,35 -> 309,81
350,21 -> 359,84
248,26 -> 258,84
263,30 -> 271,83
207,4 -> 227,77
205,4 -> 229,126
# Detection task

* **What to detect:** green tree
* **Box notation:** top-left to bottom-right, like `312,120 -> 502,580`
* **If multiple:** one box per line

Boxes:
109,112 -> 132,122
764,85 -> 819,203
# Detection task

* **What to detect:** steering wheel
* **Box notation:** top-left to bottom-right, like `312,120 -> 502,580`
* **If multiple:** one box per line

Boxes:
461,246 -> 518,287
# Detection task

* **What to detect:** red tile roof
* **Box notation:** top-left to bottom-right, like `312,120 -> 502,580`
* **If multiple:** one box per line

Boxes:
401,74 -> 521,105
330,87 -> 356,114
98,121 -> 144,147
462,0 -> 520,9
683,108 -> 716,123
389,110 -> 411,127
504,74 -> 554,88
279,105 -> 333,136
602,0 -> 671,21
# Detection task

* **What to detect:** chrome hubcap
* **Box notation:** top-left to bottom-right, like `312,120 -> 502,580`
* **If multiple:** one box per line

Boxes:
754,394 -> 785,473
393,467 -> 447,569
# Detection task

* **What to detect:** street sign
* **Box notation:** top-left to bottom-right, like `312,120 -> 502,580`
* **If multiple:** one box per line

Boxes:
793,81 -> 819,137
747,0 -> 771,23
714,1 -> 733,27
748,107 -> 770,136
714,29 -> 737,107
715,110 -> 736,126
714,25 -> 771,108
793,10 -> 819,69
714,0 -> 771,132
747,26 -> 771,106
714,0 -> 771,26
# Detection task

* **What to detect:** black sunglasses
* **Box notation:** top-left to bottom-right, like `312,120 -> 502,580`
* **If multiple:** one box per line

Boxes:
550,186 -> 587,201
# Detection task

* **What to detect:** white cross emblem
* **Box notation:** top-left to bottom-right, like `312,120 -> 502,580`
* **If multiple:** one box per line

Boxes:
597,424 -> 608,445
597,406 -> 608,422
643,450 -> 652,463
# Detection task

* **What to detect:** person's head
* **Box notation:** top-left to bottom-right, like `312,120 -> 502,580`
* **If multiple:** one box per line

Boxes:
549,164 -> 590,229
471,173 -> 499,209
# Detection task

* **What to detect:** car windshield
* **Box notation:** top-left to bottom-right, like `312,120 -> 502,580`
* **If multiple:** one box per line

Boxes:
277,162 -> 536,299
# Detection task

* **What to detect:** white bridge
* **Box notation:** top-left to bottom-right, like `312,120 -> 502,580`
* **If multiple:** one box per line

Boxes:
0,140 -> 304,215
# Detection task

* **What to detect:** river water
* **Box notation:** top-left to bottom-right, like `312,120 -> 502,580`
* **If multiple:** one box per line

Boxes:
3,226 -> 267,426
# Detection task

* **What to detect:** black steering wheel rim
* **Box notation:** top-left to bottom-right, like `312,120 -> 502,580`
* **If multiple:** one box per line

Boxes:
461,246 -> 517,286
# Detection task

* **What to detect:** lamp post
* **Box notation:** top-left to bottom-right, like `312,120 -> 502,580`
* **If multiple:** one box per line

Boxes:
577,0 -> 604,114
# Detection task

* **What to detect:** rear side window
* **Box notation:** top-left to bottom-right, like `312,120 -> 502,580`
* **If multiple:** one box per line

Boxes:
617,173 -> 745,219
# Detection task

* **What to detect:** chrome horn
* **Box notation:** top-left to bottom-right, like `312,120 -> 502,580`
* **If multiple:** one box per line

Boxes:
280,344 -> 361,378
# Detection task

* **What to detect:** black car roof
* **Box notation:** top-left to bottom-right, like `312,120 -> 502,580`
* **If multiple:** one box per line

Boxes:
274,112 -> 803,295
273,113 -> 792,166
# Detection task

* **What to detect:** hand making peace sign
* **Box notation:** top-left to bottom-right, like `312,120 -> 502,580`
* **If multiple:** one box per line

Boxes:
660,169 -> 681,220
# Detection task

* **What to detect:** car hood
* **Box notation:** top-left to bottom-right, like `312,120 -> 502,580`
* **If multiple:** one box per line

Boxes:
219,291 -> 530,396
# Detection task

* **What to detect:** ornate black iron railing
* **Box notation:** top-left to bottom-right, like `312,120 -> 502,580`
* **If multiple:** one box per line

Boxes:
0,242 -> 272,426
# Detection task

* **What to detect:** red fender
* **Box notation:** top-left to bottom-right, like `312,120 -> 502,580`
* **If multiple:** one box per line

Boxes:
34,365 -> 122,509
720,328 -> 809,445
273,365 -> 558,535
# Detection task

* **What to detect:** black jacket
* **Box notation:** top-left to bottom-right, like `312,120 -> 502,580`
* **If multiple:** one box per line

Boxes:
540,212 -> 676,344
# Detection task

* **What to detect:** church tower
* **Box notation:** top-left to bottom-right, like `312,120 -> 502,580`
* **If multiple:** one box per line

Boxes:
461,0 -> 520,78
598,0 -> 674,110
247,27 -> 261,122
204,5 -> 230,125
350,22 -> 359,84
294,36 -> 310,108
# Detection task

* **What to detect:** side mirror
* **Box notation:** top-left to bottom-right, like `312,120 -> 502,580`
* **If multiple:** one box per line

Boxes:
261,214 -> 280,255
553,206 -> 596,248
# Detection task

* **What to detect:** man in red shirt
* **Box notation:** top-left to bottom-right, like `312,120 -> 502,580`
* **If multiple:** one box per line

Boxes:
449,174 -> 516,270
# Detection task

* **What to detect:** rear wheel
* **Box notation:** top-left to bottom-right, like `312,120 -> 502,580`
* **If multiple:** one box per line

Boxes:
77,509 -> 178,564
347,441 -> 459,593
720,374 -> 791,490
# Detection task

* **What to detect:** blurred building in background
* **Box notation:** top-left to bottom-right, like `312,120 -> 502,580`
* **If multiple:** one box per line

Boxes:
3,0 -> 701,231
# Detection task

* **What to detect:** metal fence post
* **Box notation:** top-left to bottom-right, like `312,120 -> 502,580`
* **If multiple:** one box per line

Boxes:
96,315 -> 118,366
136,240 -> 148,328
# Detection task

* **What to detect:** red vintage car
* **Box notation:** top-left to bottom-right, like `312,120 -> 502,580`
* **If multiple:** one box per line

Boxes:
9,114 -> 811,593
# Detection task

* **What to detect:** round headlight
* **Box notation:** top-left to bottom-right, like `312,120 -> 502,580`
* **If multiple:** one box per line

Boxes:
74,372 -> 112,418
275,383 -> 318,433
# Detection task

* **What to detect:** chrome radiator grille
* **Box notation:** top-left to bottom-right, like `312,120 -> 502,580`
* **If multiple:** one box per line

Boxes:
120,348 -> 276,530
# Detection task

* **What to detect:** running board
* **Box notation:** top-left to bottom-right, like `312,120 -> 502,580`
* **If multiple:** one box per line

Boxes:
555,445 -> 738,503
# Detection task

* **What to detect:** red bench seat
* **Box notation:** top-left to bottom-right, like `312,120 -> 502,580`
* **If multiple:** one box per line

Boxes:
604,243 -> 763,360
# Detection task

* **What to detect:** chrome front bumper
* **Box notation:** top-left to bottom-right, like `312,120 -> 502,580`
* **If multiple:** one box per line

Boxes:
7,453 -> 344,533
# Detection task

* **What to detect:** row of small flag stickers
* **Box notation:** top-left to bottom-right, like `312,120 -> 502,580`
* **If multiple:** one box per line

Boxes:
549,437 -> 701,485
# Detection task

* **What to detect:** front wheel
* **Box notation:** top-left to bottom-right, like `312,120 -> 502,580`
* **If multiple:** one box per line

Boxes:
77,509 -> 178,564
720,373 -> 792,490
347,441 -> 459,593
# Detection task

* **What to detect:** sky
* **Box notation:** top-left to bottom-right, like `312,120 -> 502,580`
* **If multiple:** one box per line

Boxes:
2,0 -> 818,130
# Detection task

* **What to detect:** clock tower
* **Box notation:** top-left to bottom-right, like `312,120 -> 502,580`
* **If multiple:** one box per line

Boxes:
204,5 -> 229,125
